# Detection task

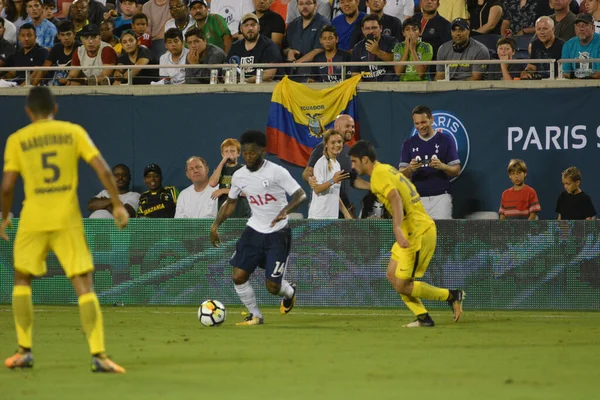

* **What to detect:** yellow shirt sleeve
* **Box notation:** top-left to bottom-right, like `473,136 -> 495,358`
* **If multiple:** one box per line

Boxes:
371,166 -> 395,200
3,134 -> 21,173
74,125 -> 100,163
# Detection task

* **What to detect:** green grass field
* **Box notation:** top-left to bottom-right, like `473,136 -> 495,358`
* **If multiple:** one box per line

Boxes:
1,306 -> 599,400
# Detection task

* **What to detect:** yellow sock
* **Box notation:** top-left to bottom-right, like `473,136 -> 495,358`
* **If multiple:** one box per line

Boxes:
12,285 -> 33,350
412,281 -> 450,302
78,292 -> 106,356
400,294 -> 427,316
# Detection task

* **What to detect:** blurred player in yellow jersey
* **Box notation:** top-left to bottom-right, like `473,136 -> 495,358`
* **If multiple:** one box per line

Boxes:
349,140 -> 464,327
1,87 -> 128,373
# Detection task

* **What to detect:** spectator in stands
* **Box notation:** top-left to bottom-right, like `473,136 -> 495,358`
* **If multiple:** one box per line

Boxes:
184,27 -> 227,84
286,0 -> 330,24
210,0 -> 253,39
0,12 -> 16,45
189,0 -> 232,53
100,19 -> 122,54
0,17 -> 16,69
350,14 -> 396,81
467,0 -> 503,35
132,12 -> 152,48
113,29 -> 159,84
551,0 -> 577,42
42,0 -> 59,26
25,0 -> 56,49
587,0 -> 600,33
437,0 -> 467,22
70,0 -> 90,40
2,0 -> 30,32
67,23 -> 117,85
34,20 -> 80,86
498,159 -> 541,220
501,0 -> 537,36
331,0 -> 364,51
138,163 -> 178,218
393,17 -> 433,81
366,0 -> 403,41
359,192 -> 391,218
486,37 -> 523,80
175,156 -> 218,218
562,13 -> 600,79
158,27 -> 188,84
252,0 -> 285,48
4,23 -> 47,85
308,24 -> 351,82
435,18 -> 489,81
556,166 -> 596,220
88,164 -> 140,218
520,16 -> 564,79
208,138 -> 251,217
114,0 -> 137,29
227,13 -> 282,83
78,0 -> 106,27
164,0 -> 195,37
142,0 -> 170,60
414,0 -> 450,60
399,105 -> 460,219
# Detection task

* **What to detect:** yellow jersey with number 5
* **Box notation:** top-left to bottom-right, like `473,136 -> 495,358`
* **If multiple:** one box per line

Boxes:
370,162 -> 434,237
3,119 -> 100,232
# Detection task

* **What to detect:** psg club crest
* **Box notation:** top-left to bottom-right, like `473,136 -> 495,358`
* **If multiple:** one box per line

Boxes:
410,110 -> 470,181
306,113 -> 325,138
262,179 -> 270,188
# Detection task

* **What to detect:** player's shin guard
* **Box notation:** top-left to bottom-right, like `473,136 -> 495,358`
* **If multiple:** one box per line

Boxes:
12,285 -> 33,350
78,292 -> 106,356
412,281 -> 450,302
234,282 -> 263,319
400,294 -> 427,316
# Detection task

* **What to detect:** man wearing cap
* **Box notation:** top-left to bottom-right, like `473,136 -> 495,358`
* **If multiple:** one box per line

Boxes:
138,164 -> 179,218
164,0 -> 195,37
175,157 -> 218,218
434,18 -> 489,81
25,0 -> 57,49
88,164 -> 140,219
227,12 -> 282,82
562,13 -> 600,79
189,0 -> 232,53
67,23 -> 117,85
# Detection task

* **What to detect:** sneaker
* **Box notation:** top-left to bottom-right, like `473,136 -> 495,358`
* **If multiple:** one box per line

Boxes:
280,283 -> 297,314
448,290 -> 465,322
236,313 -> 264,326
91,356 -> 126,374
403,318 -> 435,328
5,351 -> 34,369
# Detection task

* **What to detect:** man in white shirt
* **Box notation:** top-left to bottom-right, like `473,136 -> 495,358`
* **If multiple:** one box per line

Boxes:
210,130 -> 306,326
175,156 -> 219,218
210,0 -> 254,35
88,164 -> 140,218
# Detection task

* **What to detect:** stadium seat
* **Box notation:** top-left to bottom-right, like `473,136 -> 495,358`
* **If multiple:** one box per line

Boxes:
513,34 -> 534,52
473,34 -> 502,51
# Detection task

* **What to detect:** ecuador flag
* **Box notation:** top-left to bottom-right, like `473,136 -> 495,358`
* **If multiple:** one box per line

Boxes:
266,75 -> 361,166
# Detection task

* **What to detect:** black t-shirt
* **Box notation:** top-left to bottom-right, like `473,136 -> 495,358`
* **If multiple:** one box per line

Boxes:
414,12 -> 451,59
530,38 -> 564,78
351,35 -> 397,81
118,46 -> 159,84
46,43 -> 79,85
218,164 -> 251,218
381,13 -> 404,42
486,62 -> 523,80
138,186 -> 177,218
8,44 -> 49,84
468,0 -> 503,34
0,38 -> 16,64
555,191 -> 596,220
258,9 -> 286,40
227,34 -> 283,76
310,50 -> 351,82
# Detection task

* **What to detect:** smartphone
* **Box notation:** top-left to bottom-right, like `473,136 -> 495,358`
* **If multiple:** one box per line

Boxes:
349,170 -> 358,181
366,33 -> 375,41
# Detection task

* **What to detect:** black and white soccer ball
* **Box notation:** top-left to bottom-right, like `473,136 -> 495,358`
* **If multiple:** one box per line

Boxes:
198,300 -> 227,327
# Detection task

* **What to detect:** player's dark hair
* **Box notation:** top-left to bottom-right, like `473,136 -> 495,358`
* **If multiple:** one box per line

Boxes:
185,27 -> 206,41
113,164 -> 131,177
132,13 -> 149,24
320,24 -> 338,38
27,87 -> 56,116
412,105 -> 433,119
240,130 -> 267,148
57,20 -> 75,33
164,27 -> 183,41
361,14 -> 381,28
19,23 -> 37,36
349,140 -> 377,162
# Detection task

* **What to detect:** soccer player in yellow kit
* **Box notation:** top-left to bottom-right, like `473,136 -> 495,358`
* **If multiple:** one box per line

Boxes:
349,140 -> 464,327
1,87 -> 128,372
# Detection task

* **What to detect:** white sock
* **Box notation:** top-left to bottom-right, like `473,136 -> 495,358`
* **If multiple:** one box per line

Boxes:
278,280 -> 294,299
234,282 -> 262,318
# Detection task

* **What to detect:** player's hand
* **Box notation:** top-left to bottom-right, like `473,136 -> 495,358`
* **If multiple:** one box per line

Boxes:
429,157 -> 444,170
209,226 -> 221,247
309,175 -> 317,188
0,218 -> 12,241
333,170 -> 350,183
395,229 -> 410,248
271,210 -> 287,227
112,205 -> 129,230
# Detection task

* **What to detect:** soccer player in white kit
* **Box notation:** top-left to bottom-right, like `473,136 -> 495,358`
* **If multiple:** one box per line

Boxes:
210,130 -> 307,326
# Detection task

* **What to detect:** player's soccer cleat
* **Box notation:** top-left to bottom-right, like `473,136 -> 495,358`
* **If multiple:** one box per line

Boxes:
91,356 -> 126,374
280,283 -> 297,314
448,290 -> 465,322
236,313 -> 264,326
4,351 -> 34,369
403,318 -> 435,328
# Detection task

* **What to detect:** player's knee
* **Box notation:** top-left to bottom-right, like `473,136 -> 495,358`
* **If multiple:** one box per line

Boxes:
232,268 -> 249,285
265,280 -> 280,295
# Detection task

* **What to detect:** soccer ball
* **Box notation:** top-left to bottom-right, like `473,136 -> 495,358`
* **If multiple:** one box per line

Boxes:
198,300 -> 227,327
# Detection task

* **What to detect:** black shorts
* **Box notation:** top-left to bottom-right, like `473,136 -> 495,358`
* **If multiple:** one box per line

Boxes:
230,226 -> 291,284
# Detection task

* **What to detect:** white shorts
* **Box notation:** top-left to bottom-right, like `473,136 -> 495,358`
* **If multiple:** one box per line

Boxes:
421,193 -> 453,220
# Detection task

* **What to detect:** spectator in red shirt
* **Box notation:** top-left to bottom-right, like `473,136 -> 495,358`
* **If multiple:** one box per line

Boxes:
67,23 -> 117,85
132,12 -> 152,48
499,159 -> 541,220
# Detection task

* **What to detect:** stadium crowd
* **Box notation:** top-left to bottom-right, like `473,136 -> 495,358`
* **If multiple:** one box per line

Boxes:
1,0 -> 600,85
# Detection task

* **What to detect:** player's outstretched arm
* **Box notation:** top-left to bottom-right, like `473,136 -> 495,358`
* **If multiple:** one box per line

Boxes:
271,188 -> 307,226
210,198 -> 238,247
0,171 -> 19,241
88,155 -> 129,230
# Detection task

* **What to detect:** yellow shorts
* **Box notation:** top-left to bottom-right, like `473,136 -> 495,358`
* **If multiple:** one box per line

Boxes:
14,227 -> 94,278
391,225 -> 436,280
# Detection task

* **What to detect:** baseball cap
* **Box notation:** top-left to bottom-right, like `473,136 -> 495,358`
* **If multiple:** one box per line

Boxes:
574,13 -> 594,25
189,0 -> 208,6
144,163 -> 162,177
79,24 -> 100,37
451,18 -> 470,30
241,13 -> 259,25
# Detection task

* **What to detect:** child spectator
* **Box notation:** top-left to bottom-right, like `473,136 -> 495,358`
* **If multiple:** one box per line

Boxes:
486,37 -> 523,81
208,138 -> 251,218
499,159 -> 541,220
34,19 -> 80,86
157,27 -> 188,84
114,0 -> 137,29
42,0 -> 59,26
132,12 -> 152,49
556,166 -> 597,220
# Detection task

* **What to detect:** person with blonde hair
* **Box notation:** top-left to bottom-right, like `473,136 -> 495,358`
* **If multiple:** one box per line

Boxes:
556,166 -> 596,220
